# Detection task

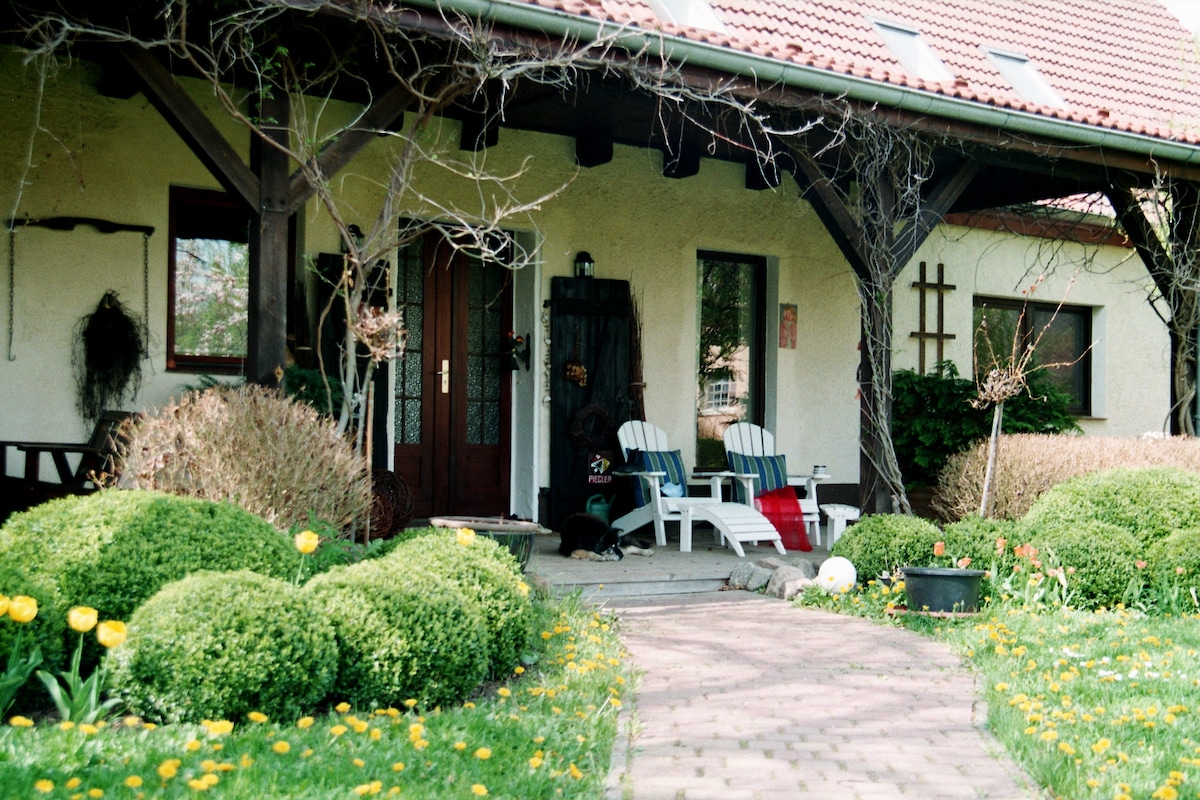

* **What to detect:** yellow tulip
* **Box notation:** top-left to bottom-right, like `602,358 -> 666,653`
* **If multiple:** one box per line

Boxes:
68,606 -> 98,633
294,530 -> 320,554
96,620 -> 127,648
7,595 -> 37,623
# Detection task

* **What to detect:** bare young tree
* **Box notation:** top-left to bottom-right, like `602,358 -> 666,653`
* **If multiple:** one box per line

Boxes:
971,274 -> 1089,517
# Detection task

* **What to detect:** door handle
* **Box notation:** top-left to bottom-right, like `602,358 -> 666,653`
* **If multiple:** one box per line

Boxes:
437,359 -> 450,394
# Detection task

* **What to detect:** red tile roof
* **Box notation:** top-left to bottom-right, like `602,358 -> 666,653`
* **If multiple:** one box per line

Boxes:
516,0 -> 1200,145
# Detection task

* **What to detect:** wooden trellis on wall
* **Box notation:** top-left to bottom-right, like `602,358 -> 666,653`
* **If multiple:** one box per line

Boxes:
909,261 -> 956,374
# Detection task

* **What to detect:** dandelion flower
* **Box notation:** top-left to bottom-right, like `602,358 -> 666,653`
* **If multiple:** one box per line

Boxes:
272,741 -> 291,754
9,716 -> 34,727
157,760 -> 181,780
67,778 -> 82,789
454,741 -> 467,751
68,606 -> 98,633
88,789 -> 104,798
297,716 -> 315,729
335,702 -> 352,713
474,747 -> 492,760
470,785 -> 488,796
124,776 -> 143,789
456,528 -> 476,546
34,779 -> 53,793
247,711 -> 268,724
330,725 -> 348,737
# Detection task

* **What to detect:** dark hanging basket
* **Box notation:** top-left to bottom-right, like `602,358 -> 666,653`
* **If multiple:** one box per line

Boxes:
369,470 -> 414,539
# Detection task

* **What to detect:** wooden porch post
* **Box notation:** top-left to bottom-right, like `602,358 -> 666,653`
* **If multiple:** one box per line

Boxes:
248,93 -> 292,388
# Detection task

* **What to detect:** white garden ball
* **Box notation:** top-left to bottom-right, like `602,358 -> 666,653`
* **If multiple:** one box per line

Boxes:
817,556 -> 857,594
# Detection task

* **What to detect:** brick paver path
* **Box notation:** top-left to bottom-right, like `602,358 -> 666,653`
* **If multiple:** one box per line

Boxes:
605,592 -> 1039,800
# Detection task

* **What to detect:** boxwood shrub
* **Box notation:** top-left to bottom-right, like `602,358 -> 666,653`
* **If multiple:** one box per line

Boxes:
0,490 -> 296,625
1146,527 -> 1200,592
304,559 -> 489,709
0,563 -> 65,686
830,514 -> 943,583
380,532 -> 533,677
940,516 -> 1020,569
107,570 -> 338,723
1018,519 -> 1141,610
1023,467 -> 1200,547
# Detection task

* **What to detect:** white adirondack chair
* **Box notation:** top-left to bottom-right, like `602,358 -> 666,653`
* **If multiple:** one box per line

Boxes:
610,420 -> 785,557
722,422 -> 826,544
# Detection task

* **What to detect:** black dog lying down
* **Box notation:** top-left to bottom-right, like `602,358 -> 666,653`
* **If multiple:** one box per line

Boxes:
559,513 -> 655,561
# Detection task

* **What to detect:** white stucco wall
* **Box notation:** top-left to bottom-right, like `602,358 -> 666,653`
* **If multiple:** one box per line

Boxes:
894,224 -> 1170,437
0,46 -> 1175,511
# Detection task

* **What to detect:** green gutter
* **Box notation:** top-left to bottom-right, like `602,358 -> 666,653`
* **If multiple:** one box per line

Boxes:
410,0 -> 1200,166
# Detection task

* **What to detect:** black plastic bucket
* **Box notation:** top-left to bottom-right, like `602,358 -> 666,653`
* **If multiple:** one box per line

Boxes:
901,566 -> 987,613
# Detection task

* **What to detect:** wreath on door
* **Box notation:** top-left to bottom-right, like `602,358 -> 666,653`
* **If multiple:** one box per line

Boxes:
568,402 -> 613,450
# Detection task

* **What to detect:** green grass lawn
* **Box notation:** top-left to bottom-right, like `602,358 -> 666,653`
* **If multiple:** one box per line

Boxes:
802,579 -> 1200,800
0,593 -> 630,799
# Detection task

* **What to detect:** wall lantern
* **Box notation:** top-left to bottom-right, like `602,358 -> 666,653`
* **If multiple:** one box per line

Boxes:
574,251 -> 595,278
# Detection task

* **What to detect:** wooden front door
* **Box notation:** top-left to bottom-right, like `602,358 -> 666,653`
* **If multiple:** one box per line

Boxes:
392,233 -> 512,518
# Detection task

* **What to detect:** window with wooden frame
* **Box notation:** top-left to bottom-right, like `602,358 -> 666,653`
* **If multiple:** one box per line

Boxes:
167,186 -> 252,373
973,296 -> 1092,416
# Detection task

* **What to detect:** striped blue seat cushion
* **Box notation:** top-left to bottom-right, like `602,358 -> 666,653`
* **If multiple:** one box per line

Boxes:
631,449 -> 688,507
727,452 -> 789,503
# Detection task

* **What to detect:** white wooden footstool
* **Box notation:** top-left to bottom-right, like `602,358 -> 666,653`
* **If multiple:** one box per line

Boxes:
819,504 -> 861,546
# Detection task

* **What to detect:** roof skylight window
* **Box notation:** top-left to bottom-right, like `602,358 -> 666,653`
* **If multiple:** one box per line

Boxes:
871,19 -> 955,83
645,0 -> 728,33
983,48 -> 1064,107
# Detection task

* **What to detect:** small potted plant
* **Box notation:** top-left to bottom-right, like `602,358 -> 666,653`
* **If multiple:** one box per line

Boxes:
901,541 -> 988,614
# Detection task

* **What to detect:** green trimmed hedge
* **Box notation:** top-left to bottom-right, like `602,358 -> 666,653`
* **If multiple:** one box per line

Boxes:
0,491 -> 296,624
1018,519 -> 1141,610
107,570 -> 338,723
830,514 -> 943,583
1146,527 -> 1200,592
0,563 -> 65,690
381,532 -> 534,677
1023,468 -> 1200,547
304,559 -> 489,709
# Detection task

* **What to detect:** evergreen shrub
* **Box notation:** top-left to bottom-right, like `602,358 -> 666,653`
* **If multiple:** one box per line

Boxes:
381,532 -> 533,677
304,559 -> 488,709
1145,528 -> 1200,592
0,491 -> 295,626
0,563 -> 65,677
1018,520 -> 1141,610
107,570 -> 338,723
830,514 -> 943,583
1023,467 -> 1200,547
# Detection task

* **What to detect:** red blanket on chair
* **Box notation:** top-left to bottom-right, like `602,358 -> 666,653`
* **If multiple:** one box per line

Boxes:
755,487 -> 812,551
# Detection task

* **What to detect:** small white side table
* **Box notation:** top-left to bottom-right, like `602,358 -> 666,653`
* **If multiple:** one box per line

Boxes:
818,503 -> 861,546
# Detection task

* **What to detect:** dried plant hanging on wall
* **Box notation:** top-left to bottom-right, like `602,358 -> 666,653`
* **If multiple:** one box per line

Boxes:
72,290 -> 148,426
